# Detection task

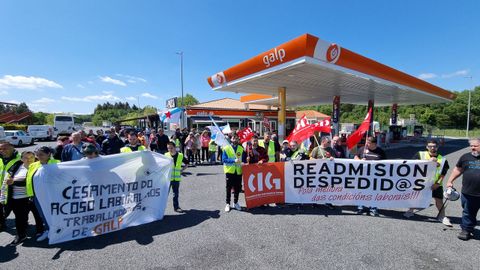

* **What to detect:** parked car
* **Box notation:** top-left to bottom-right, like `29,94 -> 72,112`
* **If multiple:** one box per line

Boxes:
5,130 -> 34,146
27,125 -> 55,141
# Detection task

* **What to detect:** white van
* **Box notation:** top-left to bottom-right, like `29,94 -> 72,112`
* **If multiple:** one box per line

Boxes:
54,115 -> 80,136
27,125 -> 55,141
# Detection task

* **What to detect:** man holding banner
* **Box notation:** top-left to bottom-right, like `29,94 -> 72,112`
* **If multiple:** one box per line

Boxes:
165,142 -> 188,213
222,134 -> 246,212
404,140 -> 452,226
355,137 -> 386,216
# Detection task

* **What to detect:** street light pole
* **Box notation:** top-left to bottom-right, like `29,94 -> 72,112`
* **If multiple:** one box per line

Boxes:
465,76 -> 473,138
176,51 -> 184,107
176,51 -> 184,129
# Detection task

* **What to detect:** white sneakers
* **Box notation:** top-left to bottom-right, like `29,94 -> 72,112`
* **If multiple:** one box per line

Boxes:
224,203 -> 241,212
439,216 -> 453,227
233,203 -> 241,211
37,230 -> 49,242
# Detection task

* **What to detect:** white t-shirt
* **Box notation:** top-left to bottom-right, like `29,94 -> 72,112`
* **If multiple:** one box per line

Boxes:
12,165 -> 28,199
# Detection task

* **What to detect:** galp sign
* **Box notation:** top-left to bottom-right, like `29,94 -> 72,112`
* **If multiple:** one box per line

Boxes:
242,162 -> 285,208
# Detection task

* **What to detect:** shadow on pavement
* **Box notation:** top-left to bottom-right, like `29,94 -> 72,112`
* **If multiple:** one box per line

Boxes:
0,245 -> 19,263
18,209 -> 219,260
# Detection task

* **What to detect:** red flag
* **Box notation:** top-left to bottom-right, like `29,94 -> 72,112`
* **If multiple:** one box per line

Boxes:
312,118 -> 331,133
346,109 -> 372,150
286,115 -> 314,143
263,116 -> 271,130
238,127 -> 254,144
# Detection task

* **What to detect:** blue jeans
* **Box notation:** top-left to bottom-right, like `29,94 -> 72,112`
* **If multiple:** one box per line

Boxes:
170,181 -> 180,209
461,193 -> 480,233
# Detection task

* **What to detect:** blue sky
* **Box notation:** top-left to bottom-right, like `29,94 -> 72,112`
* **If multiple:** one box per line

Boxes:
0,0 -> 479,114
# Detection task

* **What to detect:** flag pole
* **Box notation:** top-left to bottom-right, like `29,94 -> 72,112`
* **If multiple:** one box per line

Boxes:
362,108 -> 372,157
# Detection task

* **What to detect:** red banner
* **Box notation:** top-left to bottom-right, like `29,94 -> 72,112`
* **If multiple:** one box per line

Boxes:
286,115 -> 314,143
242,162 -> 285,208
346,109 -> 372,150
238,127 -> 254,144
312,118 -> 331,133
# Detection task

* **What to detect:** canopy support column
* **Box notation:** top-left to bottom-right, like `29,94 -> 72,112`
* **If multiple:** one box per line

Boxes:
391,103 -> 398,125
368,99 -> 374,137
278,87 -> 286,141
332,96 -> 340,136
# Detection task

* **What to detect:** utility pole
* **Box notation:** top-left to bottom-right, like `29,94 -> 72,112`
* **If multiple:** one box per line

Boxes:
465,76 -> 473,138
176,51 -> 185,128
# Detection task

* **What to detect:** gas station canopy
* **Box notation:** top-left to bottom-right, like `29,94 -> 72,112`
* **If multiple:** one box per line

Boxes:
207,34 -> 456,106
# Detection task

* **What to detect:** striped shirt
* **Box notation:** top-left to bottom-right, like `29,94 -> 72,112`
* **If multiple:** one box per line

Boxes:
12,165 -> 28,199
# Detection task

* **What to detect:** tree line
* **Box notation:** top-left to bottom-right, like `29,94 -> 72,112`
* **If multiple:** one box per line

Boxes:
296,86 -> 479,130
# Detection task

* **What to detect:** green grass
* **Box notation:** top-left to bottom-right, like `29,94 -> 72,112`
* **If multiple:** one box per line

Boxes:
431,128 -> 480,138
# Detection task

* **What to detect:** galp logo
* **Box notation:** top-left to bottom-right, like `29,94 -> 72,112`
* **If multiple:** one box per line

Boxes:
326,44 -> 341,63
242,162 -> 285,208
211,72 -> 226,86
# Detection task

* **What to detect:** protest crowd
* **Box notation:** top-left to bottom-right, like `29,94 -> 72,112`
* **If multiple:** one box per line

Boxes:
0,121 -> 479,246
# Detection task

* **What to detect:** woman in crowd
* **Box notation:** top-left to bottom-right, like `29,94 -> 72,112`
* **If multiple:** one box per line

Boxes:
2,151 -> 44,245
200,130 -> 211,163
26,146 -> 60,242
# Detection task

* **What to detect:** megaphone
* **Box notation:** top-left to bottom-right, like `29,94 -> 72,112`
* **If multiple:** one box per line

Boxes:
443,187 -> 460,201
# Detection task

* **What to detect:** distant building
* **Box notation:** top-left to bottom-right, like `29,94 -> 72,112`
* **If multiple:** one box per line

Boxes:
186,98 -> 297,135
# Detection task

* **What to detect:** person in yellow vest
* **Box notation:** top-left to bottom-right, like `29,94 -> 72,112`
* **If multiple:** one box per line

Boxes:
27,146 -> 60,242
404,140 -> 452,226
165,142 -> 188,213
120,132 -> 147,153
0,141 -> 21,231
222,134 -> 246,212
208,139 -> 217,164
287,140 -> 308,161
2,151 -> 36,245
258,132 -> 280,162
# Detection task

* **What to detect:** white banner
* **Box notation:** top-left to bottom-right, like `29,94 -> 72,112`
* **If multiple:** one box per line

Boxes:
34,151 -> 172,244
284,159 -> 437,208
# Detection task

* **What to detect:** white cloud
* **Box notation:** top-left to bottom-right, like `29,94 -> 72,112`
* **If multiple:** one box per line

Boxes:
116,74 -> 147,83
442,69 -> 469,78
125,96 -> 137,101
99,76 -> 126,86
0,90 -> 7,95
102,90 -> 114,94
61,94 -> 121,102
77,84 -> 85,88
418,73 -> 437,80
0,75 -> 63,90
6,99 -> 20,104
141,92 -> 158,99
419,69 -> 470,80
32,97 -> 55,104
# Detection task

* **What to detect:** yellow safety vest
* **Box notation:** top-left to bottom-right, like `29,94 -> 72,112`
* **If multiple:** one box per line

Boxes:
223,145 -> 244,175
419,151 -> 445,184
291,150 -> 300,160
165,152 -> 184,182
120,145 -> 146,153
26,159 -> 60,197
208,140 -> 217,152
259,140 -> 275,162
175,139 -> 180,147
0,152 -> 21,183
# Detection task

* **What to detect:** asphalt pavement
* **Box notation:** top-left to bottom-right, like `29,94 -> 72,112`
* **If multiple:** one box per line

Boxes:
0,139 -> 479,269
